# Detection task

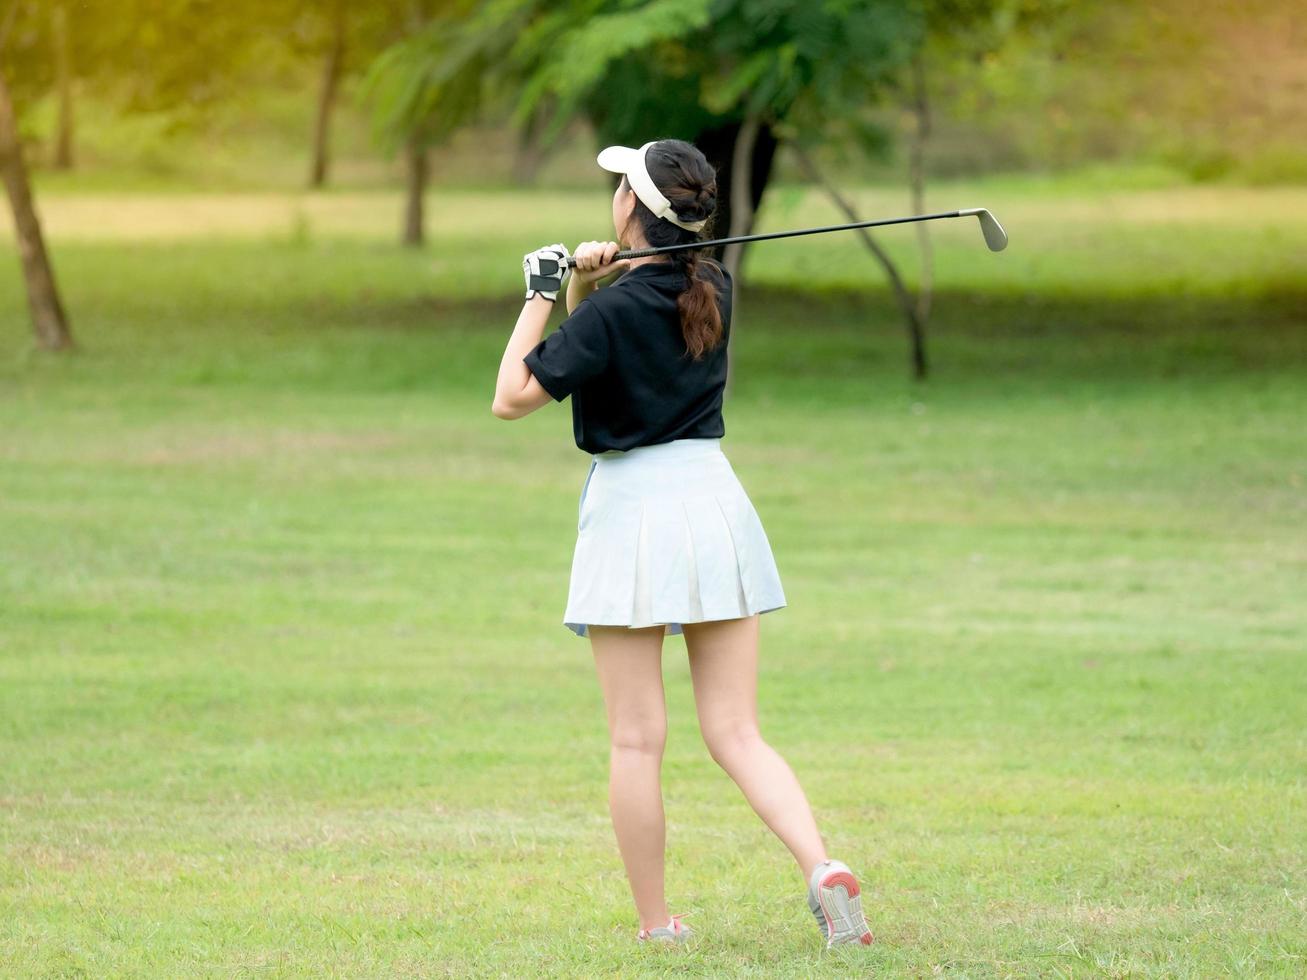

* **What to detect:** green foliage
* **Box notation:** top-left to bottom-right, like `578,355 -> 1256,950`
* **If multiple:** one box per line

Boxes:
3,0 -> 308,136
1236,143 -> 1307,187
0,1 -> 55,108
518,0 -> 713,141
557,0 -> 928,147
581,56 -> 723,150
362,0 -> 944,163
917,0 -> 1307,179
702,0 -> 925,144
359,0 -> 497,153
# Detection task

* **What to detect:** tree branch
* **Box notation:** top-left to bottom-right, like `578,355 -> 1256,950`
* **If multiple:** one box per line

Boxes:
788,143 -> 927,379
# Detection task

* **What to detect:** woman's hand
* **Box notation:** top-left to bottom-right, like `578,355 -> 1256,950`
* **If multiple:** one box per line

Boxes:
571,240 -> 631,285
523,242 -> 571,302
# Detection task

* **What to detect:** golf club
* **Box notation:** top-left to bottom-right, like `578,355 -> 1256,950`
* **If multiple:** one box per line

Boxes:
563,207 -> 1008,267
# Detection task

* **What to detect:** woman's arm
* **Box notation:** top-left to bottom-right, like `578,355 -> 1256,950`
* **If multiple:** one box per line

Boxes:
492,241 -> 628,420
492,294 -> 557,419
566,240 -> 629,315
566,269 -> 597,315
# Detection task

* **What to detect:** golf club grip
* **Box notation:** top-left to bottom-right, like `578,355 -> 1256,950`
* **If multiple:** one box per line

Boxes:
564,249 -> 651,268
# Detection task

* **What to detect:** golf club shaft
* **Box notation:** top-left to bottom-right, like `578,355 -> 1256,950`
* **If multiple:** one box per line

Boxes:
562,209 -> 975,267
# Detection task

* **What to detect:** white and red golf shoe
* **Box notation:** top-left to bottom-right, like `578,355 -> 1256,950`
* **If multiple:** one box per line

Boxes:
807,858 -> 874,949
636,911 -> 695,944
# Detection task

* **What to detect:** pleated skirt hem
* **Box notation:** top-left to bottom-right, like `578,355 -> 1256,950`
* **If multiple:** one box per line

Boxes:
564,601 -> 787,639
560,438 -> 787,639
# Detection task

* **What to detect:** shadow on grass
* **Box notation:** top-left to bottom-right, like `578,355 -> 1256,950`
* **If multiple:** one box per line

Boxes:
734,284 -> 1307,385
4,281 -> 1304,395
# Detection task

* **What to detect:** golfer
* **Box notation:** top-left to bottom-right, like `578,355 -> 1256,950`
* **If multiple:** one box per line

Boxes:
492,138 -> 873,950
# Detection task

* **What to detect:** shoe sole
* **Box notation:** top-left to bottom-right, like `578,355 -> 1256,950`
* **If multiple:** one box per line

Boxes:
637,921 -> 694,944
815,870 -> 874,947
638,930 -> 693,944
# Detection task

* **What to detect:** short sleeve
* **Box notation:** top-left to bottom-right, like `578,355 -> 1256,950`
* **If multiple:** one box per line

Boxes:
523,298 -> 611,401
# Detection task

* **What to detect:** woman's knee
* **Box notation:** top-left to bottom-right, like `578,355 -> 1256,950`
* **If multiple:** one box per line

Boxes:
609,718 -> 668,756
702,721 -> 763,765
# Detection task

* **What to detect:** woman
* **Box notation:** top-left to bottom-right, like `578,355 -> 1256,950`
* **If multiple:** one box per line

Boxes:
492,138 -> 873,950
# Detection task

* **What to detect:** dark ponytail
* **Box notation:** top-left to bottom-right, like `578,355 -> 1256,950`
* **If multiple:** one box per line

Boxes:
625,139 -> 725,361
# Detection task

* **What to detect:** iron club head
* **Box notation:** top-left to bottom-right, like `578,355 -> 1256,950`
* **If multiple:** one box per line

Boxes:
958,208 -> 1009,251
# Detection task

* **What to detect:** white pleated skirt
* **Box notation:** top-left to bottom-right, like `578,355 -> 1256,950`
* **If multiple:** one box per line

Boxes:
563,437 -> 787,638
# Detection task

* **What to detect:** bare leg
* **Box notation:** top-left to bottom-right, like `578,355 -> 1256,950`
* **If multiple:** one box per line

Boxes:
682,614 -> 829,887
590,623 -> 673,932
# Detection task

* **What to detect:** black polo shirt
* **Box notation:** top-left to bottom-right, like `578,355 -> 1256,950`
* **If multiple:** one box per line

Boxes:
523,259 -> 733,454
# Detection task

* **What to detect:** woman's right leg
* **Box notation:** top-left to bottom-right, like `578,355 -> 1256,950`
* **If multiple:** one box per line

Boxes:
682,613 -> 829,888
589,623 -> 672,932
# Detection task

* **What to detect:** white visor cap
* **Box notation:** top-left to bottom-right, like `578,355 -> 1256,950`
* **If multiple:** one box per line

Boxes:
597,141 -> 708,233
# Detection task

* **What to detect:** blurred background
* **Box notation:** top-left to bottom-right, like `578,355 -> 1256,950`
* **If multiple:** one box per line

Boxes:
1,1 -> 1304,975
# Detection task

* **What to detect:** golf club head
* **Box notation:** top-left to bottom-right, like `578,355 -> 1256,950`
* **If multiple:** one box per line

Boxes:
958,208 -> 1008,251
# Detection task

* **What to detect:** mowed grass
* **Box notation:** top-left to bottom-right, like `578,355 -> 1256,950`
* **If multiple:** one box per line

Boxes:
1,179 -> 1305,976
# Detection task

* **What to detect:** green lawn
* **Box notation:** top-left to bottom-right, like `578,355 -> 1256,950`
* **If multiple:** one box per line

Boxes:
1,180 -> 1305,976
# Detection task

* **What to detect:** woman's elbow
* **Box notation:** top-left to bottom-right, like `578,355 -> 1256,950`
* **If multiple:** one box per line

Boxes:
491,397 -> 520,419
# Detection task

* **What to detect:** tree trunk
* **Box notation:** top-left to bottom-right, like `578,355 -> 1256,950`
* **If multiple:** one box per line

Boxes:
402,139 -> 427,246
909,53 -> 933,324
0,68 -> 73,351
51,0 -> 74,170
309,0 -> 345,188
511,108 -> 546,186
721,114 -> 759,284
689,116 -> 779,400
789,144 -> 927,380
720,113 -> 760,398
692,117 -> 779,267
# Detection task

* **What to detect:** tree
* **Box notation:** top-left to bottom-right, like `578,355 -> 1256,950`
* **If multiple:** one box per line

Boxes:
362,0 -> 512,246
364,0 -> 1062,376
307,0 -> 347,188
50,0 -> 73,169
0,61 -> 70,350
877,0 -> 1073,374
363,1 -> 919,272
292,1 -> 415,189
539,0 -> 925,381
0,2 -> 71,350
0,0 -> 293,351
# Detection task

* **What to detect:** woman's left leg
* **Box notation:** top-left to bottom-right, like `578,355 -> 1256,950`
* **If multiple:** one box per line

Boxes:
682,614 -> 829,886
589,624 -> 672,932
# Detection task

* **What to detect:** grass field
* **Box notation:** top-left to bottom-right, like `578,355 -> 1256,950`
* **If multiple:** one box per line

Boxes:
2,178 -> 1305,976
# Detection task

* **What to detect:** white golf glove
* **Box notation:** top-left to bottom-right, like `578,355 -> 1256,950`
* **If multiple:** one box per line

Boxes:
523,242 -> 571,302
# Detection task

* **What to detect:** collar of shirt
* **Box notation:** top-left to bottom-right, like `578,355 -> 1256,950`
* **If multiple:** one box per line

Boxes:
612,260 -> 681,287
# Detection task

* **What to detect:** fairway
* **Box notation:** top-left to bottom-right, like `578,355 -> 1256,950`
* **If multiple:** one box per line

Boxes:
2,182 -> 1305,976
